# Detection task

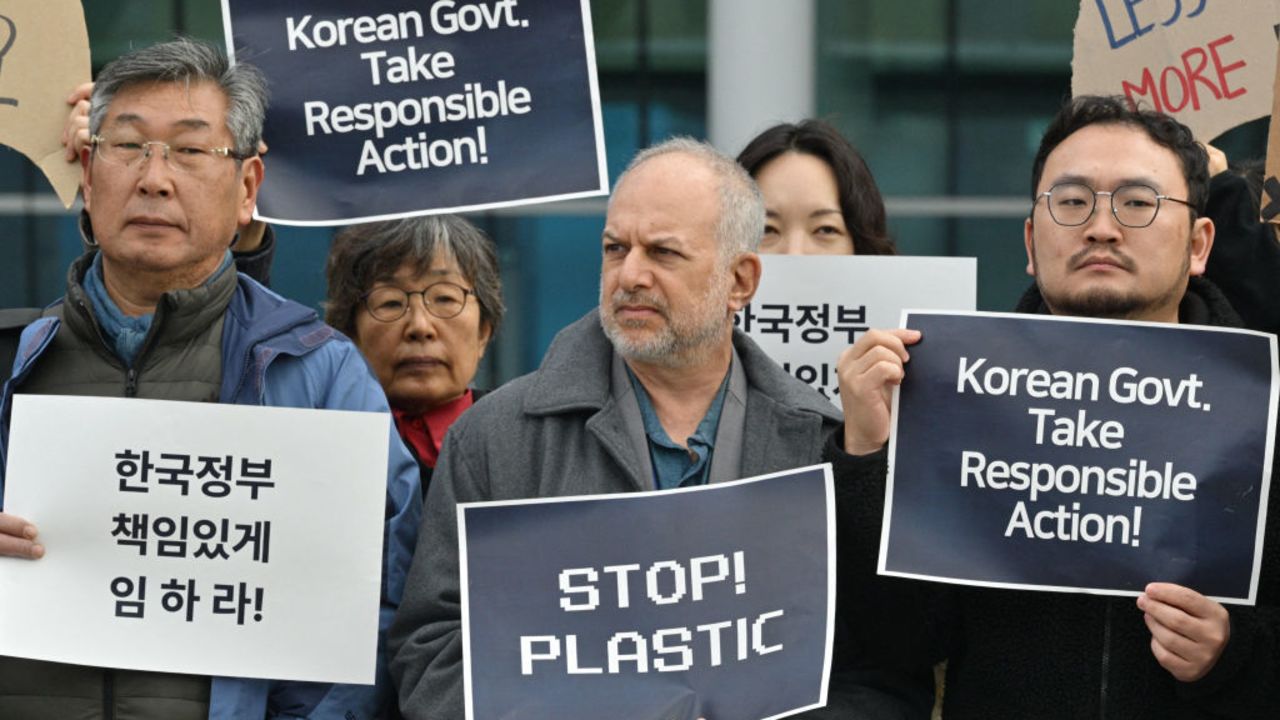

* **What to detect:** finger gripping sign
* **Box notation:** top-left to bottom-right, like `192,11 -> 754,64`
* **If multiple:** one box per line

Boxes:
460,465 -> 835,720
222,0 -> 608,225
1072,0 -> 1277,142
0,1 -> 91,208
882,312 -> 1278,604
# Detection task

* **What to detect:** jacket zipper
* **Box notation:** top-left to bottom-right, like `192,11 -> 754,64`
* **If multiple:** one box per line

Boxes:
103,668 -> 114,720
1100,599 -> 1112,719
75,297 -> 153,399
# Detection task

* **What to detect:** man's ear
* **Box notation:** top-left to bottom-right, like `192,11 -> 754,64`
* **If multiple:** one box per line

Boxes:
1188,216 -> 1214,277
727,251 -> 762,312
237,156 -> 265,227
1023,217 -> 1036,277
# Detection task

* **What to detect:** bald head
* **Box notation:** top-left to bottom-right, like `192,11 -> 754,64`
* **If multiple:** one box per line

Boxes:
612,137 -> 764,263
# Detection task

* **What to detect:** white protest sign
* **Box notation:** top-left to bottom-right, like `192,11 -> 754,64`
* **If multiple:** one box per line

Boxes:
1072,0 -> 1280,141
0,395 -> 389,684
736,255 -> 977,404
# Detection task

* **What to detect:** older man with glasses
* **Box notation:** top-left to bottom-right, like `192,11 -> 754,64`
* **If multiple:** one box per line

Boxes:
830,95 -> 1280,718
0,38 -> 420,720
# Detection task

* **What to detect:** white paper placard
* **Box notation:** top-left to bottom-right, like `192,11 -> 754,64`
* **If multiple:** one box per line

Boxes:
0,395 -> 390,684
738,255 -> 978,404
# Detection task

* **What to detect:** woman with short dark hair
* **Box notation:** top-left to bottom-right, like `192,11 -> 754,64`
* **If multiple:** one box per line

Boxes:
326,216 -> 504,497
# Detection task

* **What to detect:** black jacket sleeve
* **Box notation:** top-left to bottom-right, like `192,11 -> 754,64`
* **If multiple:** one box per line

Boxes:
820,432 -> 945,719
1203,171 -> 1280,335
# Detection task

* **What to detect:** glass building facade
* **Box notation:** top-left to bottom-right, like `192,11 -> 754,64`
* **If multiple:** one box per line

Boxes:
0,0 -> 1268,387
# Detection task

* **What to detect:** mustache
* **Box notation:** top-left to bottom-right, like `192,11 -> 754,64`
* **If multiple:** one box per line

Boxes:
609,289 -> 669,315
1069,247 -> 1136,272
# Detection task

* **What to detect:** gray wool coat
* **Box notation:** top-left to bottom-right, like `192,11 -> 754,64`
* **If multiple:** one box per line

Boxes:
388,308 -> 843,718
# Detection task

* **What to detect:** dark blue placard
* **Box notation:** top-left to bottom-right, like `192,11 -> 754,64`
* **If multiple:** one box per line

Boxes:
222,0 -> 606,225
883,311 -> 1277,602
460,465 -> 834,720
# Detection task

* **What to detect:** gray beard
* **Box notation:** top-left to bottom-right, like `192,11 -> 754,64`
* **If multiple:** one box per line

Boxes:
599,277 -> 731,368
601,305 -> 727,369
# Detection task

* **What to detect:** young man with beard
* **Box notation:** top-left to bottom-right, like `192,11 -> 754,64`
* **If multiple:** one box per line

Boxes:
832,95 -> 1280,717
389,138 -> 932,719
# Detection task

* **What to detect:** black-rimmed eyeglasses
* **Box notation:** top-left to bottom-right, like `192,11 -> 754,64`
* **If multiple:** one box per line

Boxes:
1035,182 -> 1194,228
361,282 -> 473,322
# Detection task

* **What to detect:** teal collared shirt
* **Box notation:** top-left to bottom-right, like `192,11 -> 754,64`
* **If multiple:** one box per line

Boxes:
625,364 -> 732,490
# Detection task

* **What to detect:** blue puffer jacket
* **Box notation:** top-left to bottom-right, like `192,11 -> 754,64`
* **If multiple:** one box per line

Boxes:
0,275 -> 422,719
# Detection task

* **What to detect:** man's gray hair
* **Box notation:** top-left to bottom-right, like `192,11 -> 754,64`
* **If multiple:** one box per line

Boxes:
89,38 -> 267,155
615,137 -> 764,259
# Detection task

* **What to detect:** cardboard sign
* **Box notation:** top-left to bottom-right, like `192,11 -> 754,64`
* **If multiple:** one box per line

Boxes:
460,465 -> 835,720
881,312 -> 1278,604
1072,0 -> 1278,141
736,255 -> 976,404
0,396 -> 390,683
221,0 -> 608,225
0,1 -> 90,207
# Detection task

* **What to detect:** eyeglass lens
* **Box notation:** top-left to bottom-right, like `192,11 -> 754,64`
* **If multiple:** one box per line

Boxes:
1046,183 -> 1161,228
365,283 -> 468,321
96,136 -> 225,174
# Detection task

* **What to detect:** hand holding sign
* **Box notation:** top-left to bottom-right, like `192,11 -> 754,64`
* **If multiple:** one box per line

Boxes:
61,81 -> 92,162
1138,582 -> 1230,682
0,1 -> 91,208
836,328 -> 921,456
0,511 -> 43,560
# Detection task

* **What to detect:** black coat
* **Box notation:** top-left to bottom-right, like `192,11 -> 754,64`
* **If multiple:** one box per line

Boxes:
1204,171 -> 1280,336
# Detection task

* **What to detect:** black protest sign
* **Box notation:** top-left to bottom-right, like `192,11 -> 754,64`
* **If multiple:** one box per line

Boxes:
460,466 -> 835,720
883,312 -> 1277,603
222,0 -> 607,225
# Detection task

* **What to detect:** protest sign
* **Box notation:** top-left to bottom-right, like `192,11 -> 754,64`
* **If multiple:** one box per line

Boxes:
0,395 -> 390,683
460,465 -> 835,720
0,1 -> 90,207
1072,0 -> 1279,142
736,255 -> 976,404
881,311 -> 1278,604
221,0 -> 608,225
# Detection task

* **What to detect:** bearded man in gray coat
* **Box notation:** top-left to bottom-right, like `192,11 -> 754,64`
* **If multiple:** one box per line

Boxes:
388,137 -> 933,719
